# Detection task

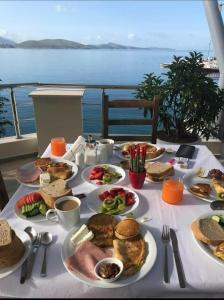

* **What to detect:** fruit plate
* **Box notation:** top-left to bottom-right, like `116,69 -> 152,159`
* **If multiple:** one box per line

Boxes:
191,210 -> 224,266
183,170 -> 217,203
0,230 -> 32,279
86,185 -> 139,216
16,158 -> 78,188
81,164 -> 126,186
61,219 -> 157,288
115,142 -> 165,162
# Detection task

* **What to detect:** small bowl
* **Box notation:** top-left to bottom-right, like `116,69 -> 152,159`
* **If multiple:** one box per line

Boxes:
94,257 -> 123,283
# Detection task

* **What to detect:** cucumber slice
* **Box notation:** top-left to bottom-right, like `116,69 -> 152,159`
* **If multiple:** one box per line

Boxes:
39,202 -> 47,216
212,215 -> 221,223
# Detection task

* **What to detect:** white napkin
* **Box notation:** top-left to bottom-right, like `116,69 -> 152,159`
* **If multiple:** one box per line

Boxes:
62,136 -> 86,161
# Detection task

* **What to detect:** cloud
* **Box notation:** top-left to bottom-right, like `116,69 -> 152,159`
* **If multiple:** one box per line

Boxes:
55,4 -> 66,13
0,29 -> 7,37
96,35 -> 102,40
128,33 -> 135,40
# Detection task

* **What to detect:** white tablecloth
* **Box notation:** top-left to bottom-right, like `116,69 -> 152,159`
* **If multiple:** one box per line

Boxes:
1,144 -> 224,298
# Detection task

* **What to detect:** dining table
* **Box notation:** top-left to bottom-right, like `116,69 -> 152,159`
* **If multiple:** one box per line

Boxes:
1,142 -> 224,298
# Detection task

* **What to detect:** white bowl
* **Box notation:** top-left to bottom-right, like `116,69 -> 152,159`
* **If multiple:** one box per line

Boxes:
94,258 -> 124,283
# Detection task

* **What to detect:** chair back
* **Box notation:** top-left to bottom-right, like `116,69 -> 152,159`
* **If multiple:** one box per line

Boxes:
102,94 -> 160,143
0,171 -> 9,211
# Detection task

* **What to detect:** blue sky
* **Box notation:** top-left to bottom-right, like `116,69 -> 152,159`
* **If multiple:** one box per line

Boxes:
0,1 -> 220,50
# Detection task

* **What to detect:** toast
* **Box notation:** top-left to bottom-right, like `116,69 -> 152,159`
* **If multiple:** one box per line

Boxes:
191,218 -> 224,246
39,179 -> 72,208
0,219 -> 12,247
145,162 -> 174,181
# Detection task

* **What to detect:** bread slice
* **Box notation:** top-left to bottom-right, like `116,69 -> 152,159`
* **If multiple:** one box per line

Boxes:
0,219 -> 12,247
145,162 -> 174,181
39,179 -> 72,208
191,218 -> 224,246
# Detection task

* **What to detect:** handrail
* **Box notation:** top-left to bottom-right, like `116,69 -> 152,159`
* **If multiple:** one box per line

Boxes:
0,82 -> 139,139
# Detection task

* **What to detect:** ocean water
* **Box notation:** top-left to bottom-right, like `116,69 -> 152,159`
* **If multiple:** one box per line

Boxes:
0,48 -> 206,137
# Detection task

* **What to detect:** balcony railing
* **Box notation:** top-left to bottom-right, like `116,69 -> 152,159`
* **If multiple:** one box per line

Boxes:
0,82 -> 139,139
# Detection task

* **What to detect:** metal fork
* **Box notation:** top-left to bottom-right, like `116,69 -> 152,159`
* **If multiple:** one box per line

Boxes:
26,232 -> 42,279
161,225 -> 170,283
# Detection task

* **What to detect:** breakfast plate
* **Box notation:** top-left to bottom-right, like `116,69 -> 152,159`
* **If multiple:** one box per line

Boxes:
61,220 -> 157,288
0,230 -> 32,279
191,210 -> 224,266
81,164 -> 126,186
115,142 -> 165,162
183,170 -> 217,203
86,185 -> 139,216
16,158 -> 78,188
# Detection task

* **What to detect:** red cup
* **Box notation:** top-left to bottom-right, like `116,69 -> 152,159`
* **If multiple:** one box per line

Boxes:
129,169 -> 146,189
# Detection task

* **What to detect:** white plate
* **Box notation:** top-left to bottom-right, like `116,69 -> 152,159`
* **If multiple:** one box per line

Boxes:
115,142 -> 165,162
86,185 -> 139,216
61,220 -> 157,288
14,203 -> 48,223
191,210 -> 224,266
0,230 -> 32,279
183,170 -> 217,202
81,164 -> 126,186
16,158 -> 78,188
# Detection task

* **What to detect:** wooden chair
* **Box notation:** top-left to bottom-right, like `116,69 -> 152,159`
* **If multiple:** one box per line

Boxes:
0,170 -> 9,211
102,94 -> 160,144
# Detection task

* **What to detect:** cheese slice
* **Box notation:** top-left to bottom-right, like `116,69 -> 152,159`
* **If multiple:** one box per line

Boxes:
70,224 -> 94,246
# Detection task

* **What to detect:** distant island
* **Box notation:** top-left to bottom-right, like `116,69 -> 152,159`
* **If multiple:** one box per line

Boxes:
0,37 -> 175,50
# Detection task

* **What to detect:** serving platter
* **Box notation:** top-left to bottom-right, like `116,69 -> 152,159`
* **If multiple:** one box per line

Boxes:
61,219 -> 157,288
0,230 -> 32,279
115,142 -> 165,162
191,210 -> 224,266
86,185 -> 139,216
16,158 -> 78,188
81,164 -> 126,186
183,170 -> 217,203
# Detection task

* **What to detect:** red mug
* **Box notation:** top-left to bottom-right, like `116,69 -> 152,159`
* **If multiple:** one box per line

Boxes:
129,169 -> 146,189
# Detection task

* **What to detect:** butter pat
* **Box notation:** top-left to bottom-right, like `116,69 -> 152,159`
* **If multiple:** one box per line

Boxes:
39,172 -> 51,187
70,224 -> 94,246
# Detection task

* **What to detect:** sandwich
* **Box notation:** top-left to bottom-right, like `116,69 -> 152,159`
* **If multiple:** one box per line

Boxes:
191,218 -> 224,246
145,162 -> 174,182
211,178 -> 224,200
189,183 -> 212,198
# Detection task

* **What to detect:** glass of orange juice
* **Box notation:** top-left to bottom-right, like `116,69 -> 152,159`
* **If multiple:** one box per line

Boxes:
51,137 -> 66,156
162,179 -> 184,204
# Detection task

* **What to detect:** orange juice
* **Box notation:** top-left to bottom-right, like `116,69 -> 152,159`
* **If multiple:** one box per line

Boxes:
162,179 -> 183,204
51,137 -> 66,156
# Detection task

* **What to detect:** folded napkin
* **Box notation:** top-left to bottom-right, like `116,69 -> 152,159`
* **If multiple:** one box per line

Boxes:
62,136 -> 86,161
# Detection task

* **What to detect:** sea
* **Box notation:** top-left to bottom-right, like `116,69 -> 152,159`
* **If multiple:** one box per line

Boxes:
0,48 -> 209,137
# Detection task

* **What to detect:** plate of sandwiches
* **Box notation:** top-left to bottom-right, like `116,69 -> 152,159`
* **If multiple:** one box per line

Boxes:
183,168 -> 224,202
116,142 -> 165,162
0,219 -> 32,279
16,157 -> 78,188
61,213 -> 157,288
191,210 -> 224,266
145,162 -> 175,183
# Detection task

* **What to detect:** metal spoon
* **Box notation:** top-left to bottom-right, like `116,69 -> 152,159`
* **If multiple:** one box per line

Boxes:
20,226 -> 37,284
210,200 -> 224,210
40,232 -> 53,277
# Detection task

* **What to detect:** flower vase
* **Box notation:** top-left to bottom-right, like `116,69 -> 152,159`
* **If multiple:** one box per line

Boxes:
129,169 -> 146,189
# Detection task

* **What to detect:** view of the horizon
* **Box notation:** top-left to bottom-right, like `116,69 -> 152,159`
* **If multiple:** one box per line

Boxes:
0,0 -> 215,51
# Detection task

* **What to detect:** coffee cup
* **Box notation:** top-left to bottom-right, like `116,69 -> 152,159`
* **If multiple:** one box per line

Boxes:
46,196 -> 81,230
98,139 -> 114,158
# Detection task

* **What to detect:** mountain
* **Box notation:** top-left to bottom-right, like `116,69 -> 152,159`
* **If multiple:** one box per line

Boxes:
0,37 -> 16,48
0,37 -> 175,50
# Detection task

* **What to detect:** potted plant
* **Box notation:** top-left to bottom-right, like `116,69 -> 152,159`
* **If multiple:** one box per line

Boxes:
135,51 -> 224,143
129,144 -> 146,189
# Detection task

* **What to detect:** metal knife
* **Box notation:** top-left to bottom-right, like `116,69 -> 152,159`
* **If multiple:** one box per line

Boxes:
170,228 -> 186,288
20,258 -> 28,284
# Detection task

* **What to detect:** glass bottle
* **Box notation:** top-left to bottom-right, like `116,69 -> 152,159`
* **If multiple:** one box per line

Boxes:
84,136 -> 98,166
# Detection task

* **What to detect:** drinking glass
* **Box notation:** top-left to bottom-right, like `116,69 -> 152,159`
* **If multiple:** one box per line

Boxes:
162,179 -> 184,204
51,137 -> 66,156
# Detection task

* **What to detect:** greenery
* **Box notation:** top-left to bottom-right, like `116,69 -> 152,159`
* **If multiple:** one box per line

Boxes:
135,51 -> 224,142
0,80 -> 12,137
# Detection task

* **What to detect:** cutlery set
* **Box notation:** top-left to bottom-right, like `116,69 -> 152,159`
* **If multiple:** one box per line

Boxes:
20,227 -> 53,284
161,225 -> 186,288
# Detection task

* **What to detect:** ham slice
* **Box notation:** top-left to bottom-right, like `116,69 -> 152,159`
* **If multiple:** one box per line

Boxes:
16,164 -> 41,183
65,240 -> 112,280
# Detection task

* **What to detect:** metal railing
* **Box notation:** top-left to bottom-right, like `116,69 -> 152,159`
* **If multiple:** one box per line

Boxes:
0,82 -> 138,139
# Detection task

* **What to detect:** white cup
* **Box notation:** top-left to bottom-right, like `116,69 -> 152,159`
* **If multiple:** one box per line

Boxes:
98,139 -> 114,158
46,196 -> 81,230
